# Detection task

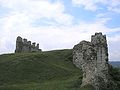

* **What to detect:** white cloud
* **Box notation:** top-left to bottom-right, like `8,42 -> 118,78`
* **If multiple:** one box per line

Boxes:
72,0 -> 120,13
0,16 -> 120,61
0,0 -> 74,53
108,36 -> 120,61
1,13 -> 119,52
0,0 -> 73,25
0,0 -> 120,61
72,0 -> 98,11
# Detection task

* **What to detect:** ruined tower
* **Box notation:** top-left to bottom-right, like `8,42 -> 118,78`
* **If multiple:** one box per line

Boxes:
15,36 -> 23,53
15,36 -> 42,53
73,32 -> 118,90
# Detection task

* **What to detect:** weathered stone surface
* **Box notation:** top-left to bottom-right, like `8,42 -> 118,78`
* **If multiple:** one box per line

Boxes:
73,32 -> 118,90
15,36 -> 42,53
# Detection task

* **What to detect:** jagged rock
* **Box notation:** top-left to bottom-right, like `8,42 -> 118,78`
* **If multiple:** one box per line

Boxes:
15,36 -> 42,53
73,32 -> 118,90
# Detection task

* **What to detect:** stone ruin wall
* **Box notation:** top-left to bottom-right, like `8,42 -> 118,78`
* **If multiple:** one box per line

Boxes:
73,32 -> 118,90
15,36 -> 42,53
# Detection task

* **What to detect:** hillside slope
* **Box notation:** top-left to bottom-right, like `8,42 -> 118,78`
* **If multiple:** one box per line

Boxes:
0,49 -> 120,90
0,49 -> 82,90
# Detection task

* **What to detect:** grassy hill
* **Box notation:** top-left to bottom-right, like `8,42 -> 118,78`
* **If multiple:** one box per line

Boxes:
0,49 -> 120,90
0,49 -> 83,90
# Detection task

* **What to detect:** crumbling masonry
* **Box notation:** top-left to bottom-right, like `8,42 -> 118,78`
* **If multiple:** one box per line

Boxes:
15,36 -> 41,53
73,32 -> 118,90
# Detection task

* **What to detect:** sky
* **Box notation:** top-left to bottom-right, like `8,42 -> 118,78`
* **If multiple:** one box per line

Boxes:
0,0 -> 120,61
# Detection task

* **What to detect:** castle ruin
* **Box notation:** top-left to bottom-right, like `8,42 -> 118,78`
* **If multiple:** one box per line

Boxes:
73,32 -> 118,90
15,36 -> 42,53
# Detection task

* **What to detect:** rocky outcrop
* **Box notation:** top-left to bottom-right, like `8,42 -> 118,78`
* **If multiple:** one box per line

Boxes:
15,36 -> 42,53
73,32 -> 118,90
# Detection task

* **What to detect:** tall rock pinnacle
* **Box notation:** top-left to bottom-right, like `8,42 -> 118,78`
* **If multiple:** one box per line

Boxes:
73,32 -> 118,90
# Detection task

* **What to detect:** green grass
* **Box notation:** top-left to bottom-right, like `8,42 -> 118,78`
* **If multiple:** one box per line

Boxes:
0,49 -> 120,90
0,49 -> 82,90
80,84 -> 95,90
